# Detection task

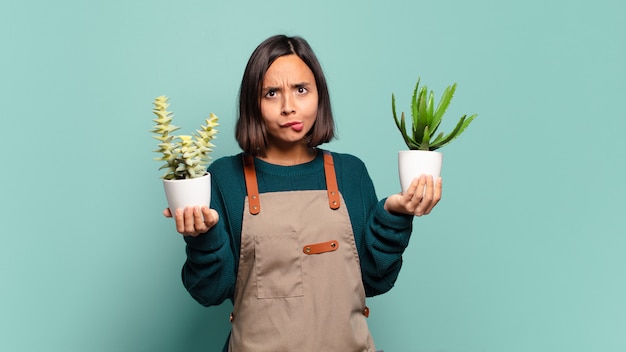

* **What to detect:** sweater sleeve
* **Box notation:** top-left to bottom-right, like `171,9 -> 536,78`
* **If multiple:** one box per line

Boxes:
337,153 -> 414,297
361,198 -> 414,296
180,159 -> 240,306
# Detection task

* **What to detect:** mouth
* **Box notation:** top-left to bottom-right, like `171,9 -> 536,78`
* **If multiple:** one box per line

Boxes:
281,121 -> 304,132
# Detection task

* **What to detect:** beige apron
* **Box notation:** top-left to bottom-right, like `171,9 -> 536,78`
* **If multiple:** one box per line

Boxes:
228,151 -> 375,352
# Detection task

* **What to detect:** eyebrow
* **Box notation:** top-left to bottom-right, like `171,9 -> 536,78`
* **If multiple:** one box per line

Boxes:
262,81 -> 312,92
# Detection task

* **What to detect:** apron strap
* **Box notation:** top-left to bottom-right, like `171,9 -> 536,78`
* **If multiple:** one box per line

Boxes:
241,151 -> 340,214
323,151 -> 341,210
242,154 -> 261,215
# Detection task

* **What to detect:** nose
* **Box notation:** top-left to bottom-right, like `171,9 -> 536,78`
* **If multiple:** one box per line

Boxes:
281,94 -> 295,116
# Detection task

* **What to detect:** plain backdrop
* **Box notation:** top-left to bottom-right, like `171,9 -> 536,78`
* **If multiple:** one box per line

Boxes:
1,0 -> 625,351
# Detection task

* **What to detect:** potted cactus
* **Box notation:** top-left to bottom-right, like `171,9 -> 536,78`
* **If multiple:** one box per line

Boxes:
151,95 -> 219,213
392,78 -> 476,192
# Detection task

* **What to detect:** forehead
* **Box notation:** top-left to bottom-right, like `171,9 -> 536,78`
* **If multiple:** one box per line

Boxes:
263,55 -> 315,84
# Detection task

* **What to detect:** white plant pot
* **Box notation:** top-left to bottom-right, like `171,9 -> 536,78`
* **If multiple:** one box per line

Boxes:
162,173 -> 211,213
398,150 -> 443,193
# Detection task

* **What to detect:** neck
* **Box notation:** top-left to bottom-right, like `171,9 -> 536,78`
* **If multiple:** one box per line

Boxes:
261,144 -> 317,166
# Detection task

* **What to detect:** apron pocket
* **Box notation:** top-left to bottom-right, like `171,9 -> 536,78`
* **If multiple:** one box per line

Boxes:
254,233 -> 304,299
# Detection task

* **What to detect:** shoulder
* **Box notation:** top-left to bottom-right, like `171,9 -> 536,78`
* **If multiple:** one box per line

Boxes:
327,150 -> 368,171
207,154 -> 244,178
206,154 -> 248,199
209,153 -> 243,167
326,150 -> 373,188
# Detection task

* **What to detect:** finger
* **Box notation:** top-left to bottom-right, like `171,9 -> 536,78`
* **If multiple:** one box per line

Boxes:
423,177 -> 443,215
435,177 -> 442,197
401,176 -> 422,211
183,207 -> 197,234
174,208 -> 185,233
403,177 -> 418,198
163,208 -> 172,218
202,207 -> 219,228
411,175 -> 427,202
414,175 -> 434,216
193,206 -> 203,223
193,206 -> 208,232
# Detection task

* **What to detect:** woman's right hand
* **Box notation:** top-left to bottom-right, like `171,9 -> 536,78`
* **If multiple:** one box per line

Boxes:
163,206 -> 219,237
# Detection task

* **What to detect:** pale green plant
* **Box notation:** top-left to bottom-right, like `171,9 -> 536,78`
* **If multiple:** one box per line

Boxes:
392,77 -> 477,151
151,95 -> 219,180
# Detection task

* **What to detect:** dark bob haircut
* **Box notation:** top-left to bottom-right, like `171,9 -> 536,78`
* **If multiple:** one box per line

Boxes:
235,35 -> 335,156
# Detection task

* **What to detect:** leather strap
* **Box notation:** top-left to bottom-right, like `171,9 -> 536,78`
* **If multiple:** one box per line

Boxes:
242,155 -> 260,215
363,306 -> 370,318
323,151 -> 341,210
242,151 -> 340,214
303,240 -> 339,255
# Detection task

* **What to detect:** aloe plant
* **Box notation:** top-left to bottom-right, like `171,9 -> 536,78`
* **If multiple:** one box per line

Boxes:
151,95 -> 219,180
392,78 -> 476,151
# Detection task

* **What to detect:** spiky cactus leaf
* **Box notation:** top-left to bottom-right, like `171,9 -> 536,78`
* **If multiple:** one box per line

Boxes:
399,112 -> 419,149
429,113 -> 477,150
420,125 -> 431,151
409,82 -> 427,147
410,78 -> 420,130
392,78 -> 476,151
417,86 -> 429,135
432,83 -> 456,128
392,94 -> 403,131
427,91 -> 436,133
151,96 -> 219,179
430,131 -> 445,145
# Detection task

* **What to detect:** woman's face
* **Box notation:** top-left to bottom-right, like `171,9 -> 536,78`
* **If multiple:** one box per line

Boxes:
260,54 -> 318,147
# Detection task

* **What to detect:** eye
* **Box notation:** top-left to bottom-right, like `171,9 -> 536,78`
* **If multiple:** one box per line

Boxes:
297,86 -> 308,94
264,89 -> 277,98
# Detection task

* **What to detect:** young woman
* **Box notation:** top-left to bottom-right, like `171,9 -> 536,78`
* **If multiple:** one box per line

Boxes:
164,35 -> 442,352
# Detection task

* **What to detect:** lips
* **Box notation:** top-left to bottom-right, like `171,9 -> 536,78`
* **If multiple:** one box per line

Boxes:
281,121 -> 304,132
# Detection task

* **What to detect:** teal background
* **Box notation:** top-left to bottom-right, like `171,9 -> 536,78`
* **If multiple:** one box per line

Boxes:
1,0 -> 625,351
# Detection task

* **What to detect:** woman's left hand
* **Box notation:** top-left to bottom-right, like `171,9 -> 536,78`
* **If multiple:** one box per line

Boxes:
384,175 -> 442,216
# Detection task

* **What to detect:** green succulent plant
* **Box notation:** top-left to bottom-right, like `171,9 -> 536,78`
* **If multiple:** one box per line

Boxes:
151,95 -> 219,180
392,77 -> 476,151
